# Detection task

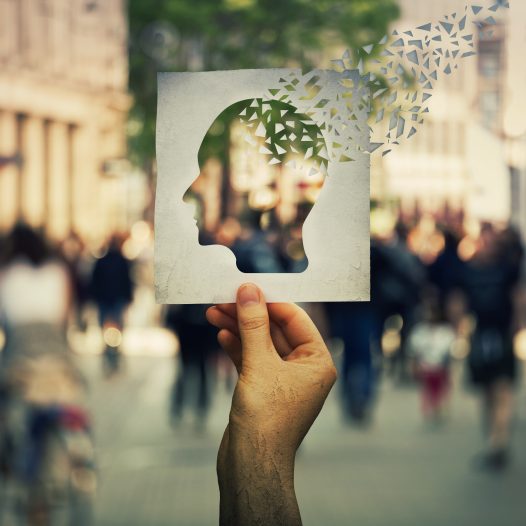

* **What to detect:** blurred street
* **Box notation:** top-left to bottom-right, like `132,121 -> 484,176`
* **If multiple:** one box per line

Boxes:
82,353 -> 526,526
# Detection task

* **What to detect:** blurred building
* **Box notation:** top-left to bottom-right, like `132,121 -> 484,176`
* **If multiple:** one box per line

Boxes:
373,0 -> 525,230
0,0 -> 131,241
505,0 -> 526,236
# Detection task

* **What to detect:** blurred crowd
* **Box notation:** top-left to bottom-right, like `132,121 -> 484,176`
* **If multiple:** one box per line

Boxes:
165,206 -> 526,476
0,210 -> 524,523
0,223 -> 153,524
365,211 -> 524,474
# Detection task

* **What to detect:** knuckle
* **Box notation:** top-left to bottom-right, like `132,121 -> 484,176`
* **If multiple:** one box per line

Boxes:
239,316 -> 268,332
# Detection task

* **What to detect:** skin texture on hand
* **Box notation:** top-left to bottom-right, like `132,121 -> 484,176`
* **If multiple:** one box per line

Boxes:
207,283 -> 337,526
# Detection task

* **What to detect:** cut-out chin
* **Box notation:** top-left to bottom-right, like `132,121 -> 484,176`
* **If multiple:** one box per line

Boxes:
197,229 -> 309,274
234,257 -> 309,274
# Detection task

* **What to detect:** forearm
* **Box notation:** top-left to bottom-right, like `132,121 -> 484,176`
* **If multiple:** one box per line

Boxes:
218,425 -> 301,526
210,285 -> 337,526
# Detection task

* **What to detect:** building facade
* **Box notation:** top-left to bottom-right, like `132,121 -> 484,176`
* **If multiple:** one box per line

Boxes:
373,0 -> 523,227
0,0 -> 130,242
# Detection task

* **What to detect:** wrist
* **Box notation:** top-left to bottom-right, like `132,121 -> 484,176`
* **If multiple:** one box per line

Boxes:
226,412 -> 297,469
218,425 -> 300,526
223,422 -> 295,476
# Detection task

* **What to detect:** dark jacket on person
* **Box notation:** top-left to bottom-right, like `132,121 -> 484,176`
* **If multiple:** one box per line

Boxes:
90,249 -> 133,307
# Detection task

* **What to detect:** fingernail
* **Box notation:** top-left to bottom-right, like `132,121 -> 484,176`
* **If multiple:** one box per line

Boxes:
238,283 -> 260,306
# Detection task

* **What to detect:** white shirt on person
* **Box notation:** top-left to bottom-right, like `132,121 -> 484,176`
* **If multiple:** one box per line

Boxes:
0,259 -> 70,327
408,322 -> 455,369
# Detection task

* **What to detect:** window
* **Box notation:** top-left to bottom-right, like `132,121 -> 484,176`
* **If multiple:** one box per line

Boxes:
480,90 -> 500,129
478,48 -> 500,78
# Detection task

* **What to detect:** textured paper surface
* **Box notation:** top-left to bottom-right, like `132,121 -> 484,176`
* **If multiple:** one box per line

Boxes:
155,69 -> 370,304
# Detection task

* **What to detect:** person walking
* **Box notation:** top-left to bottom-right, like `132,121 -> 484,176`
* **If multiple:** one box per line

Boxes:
90,235 -> 133,331
90,235 -> 133,374
0,224 -> 94,525
408,288 -> 455,423
326,301 -> 375,424
461,224 -> 521,471
165,304 -> 218,430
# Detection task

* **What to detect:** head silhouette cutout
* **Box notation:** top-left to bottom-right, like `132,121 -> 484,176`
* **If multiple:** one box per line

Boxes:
183,98 -> 328,273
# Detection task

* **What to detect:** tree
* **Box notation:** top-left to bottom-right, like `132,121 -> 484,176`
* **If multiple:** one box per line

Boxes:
128,0 -> 400,169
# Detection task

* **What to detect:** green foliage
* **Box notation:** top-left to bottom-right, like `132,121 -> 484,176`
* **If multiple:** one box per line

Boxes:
128,0 -> 400,168
198,98 -> 326,169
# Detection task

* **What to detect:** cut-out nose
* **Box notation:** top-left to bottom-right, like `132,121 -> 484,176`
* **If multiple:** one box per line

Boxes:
183,174 -> 200,204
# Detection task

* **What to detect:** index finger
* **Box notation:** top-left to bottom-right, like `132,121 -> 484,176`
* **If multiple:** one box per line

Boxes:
267,303 -> 325,350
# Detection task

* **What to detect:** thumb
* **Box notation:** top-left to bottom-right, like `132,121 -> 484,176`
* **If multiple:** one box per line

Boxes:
236,283 -> 274,364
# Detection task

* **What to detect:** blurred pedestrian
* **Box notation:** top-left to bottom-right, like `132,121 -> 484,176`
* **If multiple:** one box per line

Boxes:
326,302 -> 375,424
427,227 -> 464,302
60,232 -> 93,331
371,227 -> 425,381
460,224 -> 521,471
0,224 -> 72,366
165,304 -> 218,430
90,234 -> 133,375
408,288 -> 455,423
0,224 -> 94,524
90,234 -> 133,330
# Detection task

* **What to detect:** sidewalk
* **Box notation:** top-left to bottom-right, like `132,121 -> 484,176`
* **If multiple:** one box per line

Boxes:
80,355 -> 526,526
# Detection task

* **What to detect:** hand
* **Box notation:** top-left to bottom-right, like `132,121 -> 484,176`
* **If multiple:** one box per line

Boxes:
206,283 -> 337,526
207,283 -> 337,452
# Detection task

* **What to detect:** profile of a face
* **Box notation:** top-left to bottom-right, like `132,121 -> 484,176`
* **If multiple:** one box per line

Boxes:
183,98 -> 327,274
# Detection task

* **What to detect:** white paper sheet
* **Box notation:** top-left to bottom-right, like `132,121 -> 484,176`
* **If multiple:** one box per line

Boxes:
155,69 -> 370,304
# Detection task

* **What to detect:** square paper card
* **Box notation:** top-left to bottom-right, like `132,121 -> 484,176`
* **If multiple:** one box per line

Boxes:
155,69 -> 370,304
